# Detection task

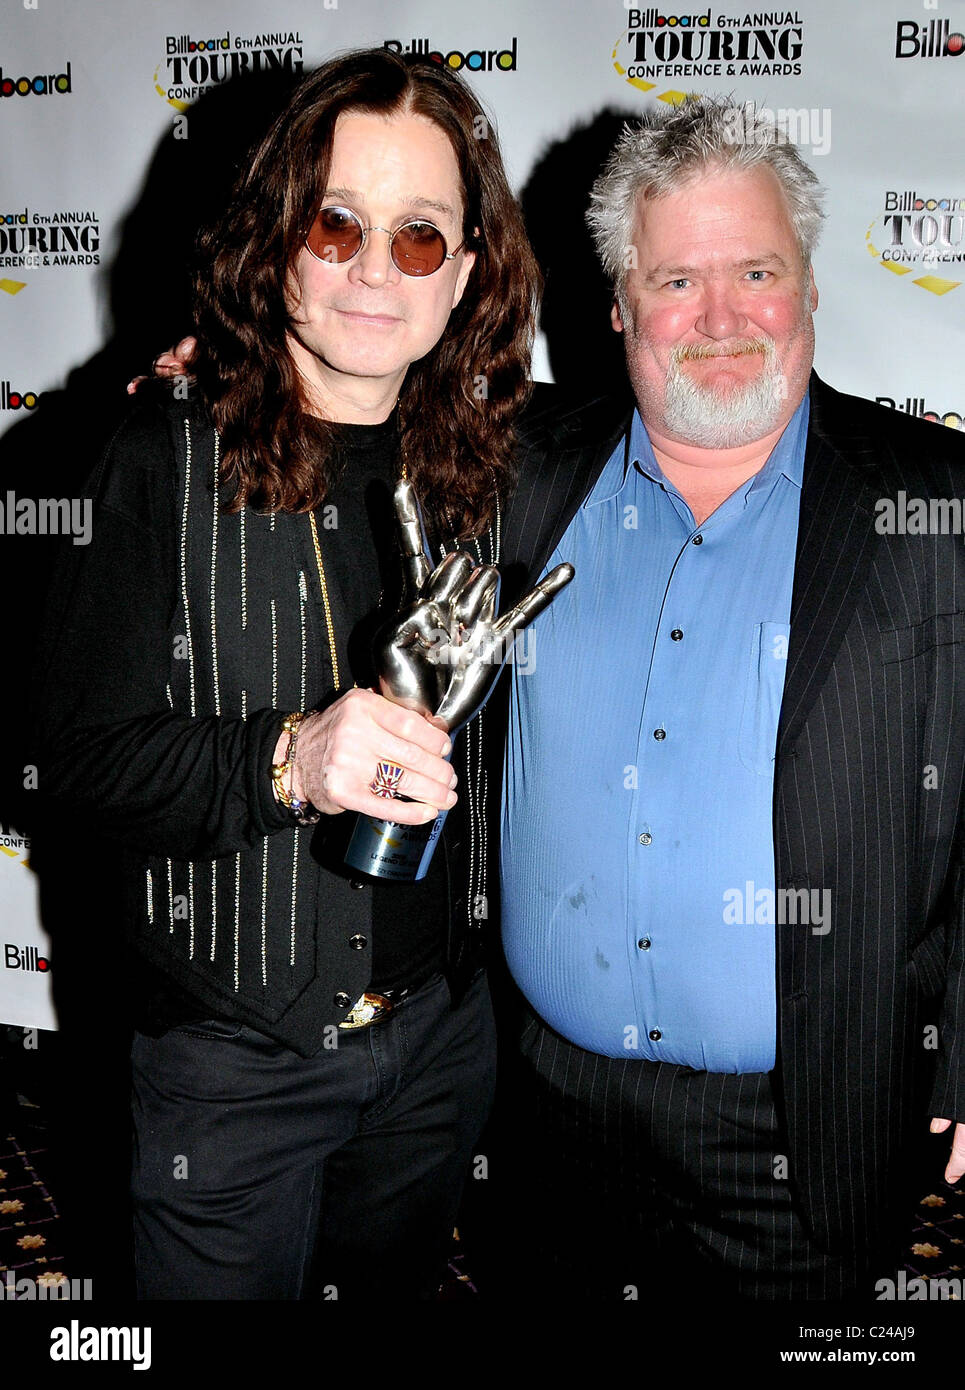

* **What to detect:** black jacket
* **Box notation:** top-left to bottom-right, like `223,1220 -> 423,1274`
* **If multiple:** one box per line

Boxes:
34,391 -> 490,1056
498,372 -> 965,1253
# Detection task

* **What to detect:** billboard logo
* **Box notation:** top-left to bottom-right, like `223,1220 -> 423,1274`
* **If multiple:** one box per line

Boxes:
383,38 -> 518,71
0,210 -> 101,269
4,944 -> 50,972
166,33 -> 231,54
895,20 -> 964,59
1,382 -> 39,410
0,63 -> 71,97
866,191 -> 964,296
614,11 -> 805,97
156,30 -> 303,110
876,397 -> 963,432
627,10 -> 711,25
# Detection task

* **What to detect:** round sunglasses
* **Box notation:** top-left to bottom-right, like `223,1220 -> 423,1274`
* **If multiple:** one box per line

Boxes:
305,205 -> 464,277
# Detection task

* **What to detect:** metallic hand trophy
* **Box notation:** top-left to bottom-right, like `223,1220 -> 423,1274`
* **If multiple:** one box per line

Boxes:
344,480 -> 574,881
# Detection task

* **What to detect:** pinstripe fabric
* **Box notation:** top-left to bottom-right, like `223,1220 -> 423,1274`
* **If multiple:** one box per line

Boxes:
496,373 -> 965,1270
512,1008 -> 876,1299
152,411 -> 336,1015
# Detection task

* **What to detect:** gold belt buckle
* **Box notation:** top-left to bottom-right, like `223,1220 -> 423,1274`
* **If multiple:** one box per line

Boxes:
338,991 -> 396,1031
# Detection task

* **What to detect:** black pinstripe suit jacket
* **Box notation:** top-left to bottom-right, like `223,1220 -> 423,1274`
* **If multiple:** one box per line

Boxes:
498,372 -> 965,1252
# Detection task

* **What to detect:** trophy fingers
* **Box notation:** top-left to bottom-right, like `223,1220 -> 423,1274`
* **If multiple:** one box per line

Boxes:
492,562 -> 575,636
378,600 -> 440,650
393,479 -> 432,591
481,582 -> 498,627
425,550 -> 476,609
452,566 -> 499,632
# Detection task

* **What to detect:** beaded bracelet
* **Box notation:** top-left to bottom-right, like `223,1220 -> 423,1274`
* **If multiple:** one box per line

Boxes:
271,712 -> 321,825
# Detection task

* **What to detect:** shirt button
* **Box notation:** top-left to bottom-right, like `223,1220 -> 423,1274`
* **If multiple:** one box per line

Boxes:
653,728 -> 666,741
670,629 -> 683,641
334,992 -> 352,1008
692,534 -> 703,545
638,938 -> 651,950
648,1028 -> 662,1041
638,831 -> 652,845
348,935 -> 367,951
349,879 -> 367,890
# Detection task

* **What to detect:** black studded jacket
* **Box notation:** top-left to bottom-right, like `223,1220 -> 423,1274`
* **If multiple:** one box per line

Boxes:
34,390 -> 493,1056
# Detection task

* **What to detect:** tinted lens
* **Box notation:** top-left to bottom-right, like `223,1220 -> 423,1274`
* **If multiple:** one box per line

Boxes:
391,221 -> 448,276
306,206 -> 363,263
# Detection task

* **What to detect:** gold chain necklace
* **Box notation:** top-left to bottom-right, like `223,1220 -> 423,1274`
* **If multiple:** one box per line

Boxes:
308,508 -> 342,691
306,449 -> 407,691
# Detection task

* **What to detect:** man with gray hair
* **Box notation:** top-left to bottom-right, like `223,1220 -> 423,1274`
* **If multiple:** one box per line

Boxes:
496,95 -> 964,1299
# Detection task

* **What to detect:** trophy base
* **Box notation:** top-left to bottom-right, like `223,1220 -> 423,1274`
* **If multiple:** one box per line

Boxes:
344,809 -> 447,881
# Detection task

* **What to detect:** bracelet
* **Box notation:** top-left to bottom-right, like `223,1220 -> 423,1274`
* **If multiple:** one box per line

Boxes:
271,712 -> 321,825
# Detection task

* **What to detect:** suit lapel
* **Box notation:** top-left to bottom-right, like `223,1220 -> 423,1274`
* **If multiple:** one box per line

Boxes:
777,375 -> 885,758
505,393 -> 633,594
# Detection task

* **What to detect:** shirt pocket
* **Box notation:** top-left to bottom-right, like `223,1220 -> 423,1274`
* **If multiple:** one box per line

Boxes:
738,621 -> 791,775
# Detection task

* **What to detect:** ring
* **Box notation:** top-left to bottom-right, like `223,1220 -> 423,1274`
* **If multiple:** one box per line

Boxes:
370,761 -> 405,798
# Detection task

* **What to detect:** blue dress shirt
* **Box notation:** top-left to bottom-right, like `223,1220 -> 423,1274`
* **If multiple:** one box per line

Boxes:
501,397 -> 808,1069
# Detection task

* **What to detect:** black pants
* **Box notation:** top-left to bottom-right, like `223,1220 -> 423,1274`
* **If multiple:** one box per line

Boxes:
130,972 -> 495,1300
496,1008 -> 899,1301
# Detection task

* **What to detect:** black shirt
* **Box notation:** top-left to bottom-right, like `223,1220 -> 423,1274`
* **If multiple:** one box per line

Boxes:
324,417 -> 446,994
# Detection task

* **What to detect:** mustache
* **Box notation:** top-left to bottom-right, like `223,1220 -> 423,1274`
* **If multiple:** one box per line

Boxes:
673,338 -> 774,363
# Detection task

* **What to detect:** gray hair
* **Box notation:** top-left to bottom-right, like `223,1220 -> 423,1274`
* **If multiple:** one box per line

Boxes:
587,95 -> 825,291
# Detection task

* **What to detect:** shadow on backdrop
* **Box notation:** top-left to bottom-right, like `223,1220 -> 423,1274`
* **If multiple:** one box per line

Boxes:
521,106 -> 638,400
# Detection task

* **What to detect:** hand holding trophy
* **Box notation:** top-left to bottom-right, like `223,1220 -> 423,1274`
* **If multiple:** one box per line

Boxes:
344,480 -> 574,880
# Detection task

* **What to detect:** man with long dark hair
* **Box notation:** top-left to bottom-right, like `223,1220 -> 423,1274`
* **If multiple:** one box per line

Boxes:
35,48 -> 540,1300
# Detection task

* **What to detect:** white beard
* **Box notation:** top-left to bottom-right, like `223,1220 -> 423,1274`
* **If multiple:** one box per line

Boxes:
662,338 -> 789,448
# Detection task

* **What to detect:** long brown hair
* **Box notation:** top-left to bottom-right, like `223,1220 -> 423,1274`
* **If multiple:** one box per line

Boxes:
193,48 -> 541,538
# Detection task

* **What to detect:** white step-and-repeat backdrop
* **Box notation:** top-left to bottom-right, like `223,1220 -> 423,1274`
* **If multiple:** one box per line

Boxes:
2,0 -> 963,1029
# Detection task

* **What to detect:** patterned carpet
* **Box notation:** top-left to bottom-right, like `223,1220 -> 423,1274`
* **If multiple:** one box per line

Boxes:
1,1093 -> 962,1300
904,1183 -> 965,1293
0,1116 -> 71,1298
